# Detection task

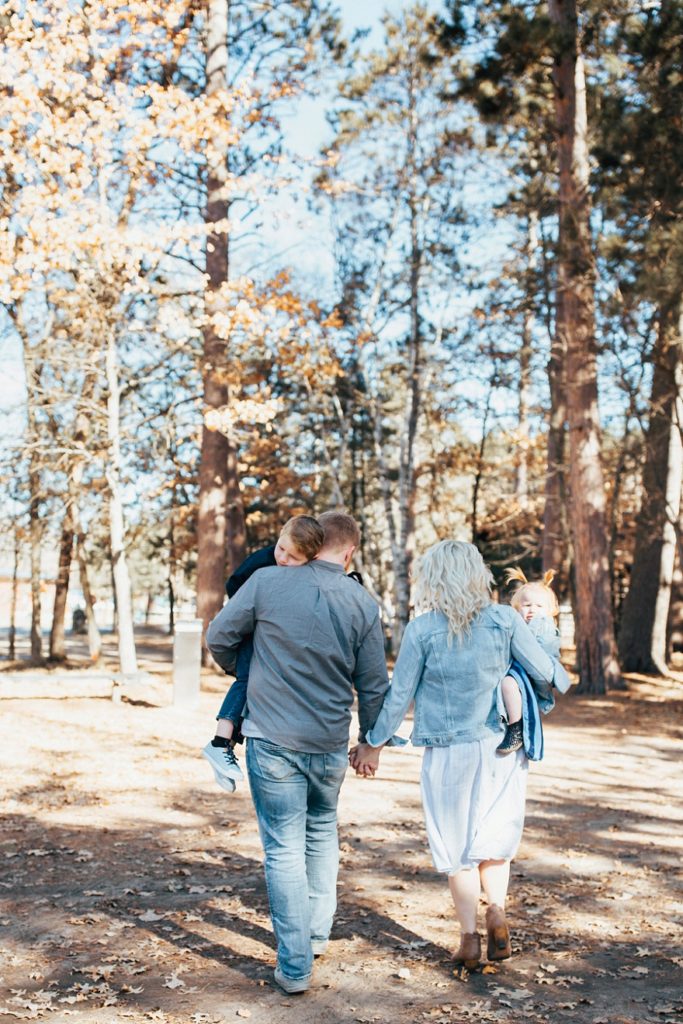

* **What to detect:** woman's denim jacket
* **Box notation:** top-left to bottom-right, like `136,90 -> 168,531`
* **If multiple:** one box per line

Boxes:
366,604 -> 571,748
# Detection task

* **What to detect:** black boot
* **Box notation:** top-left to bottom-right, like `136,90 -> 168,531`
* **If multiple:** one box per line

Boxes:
497,721 -> 523,755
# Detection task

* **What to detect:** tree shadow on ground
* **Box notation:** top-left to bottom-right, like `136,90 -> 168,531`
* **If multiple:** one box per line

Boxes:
1,746 -> 681,1019
1,675 -> 682,1022
0,806 -> 453,1014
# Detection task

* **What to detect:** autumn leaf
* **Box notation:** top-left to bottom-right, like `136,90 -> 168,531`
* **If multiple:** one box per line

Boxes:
162,973 -> 185,990
139,910 -> 166,922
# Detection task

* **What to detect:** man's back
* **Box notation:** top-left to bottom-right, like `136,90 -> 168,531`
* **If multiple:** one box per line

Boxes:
206,559 -> 388,752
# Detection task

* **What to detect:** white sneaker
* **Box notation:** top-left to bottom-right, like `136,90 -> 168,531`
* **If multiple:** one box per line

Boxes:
202,742 -> 244,792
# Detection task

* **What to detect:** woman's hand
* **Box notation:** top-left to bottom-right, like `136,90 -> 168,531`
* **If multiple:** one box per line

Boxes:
349,742 -> 383,777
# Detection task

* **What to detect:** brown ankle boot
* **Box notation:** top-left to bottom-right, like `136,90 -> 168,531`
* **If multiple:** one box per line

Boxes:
485,904 -> 511,960
452,931 -> 481,969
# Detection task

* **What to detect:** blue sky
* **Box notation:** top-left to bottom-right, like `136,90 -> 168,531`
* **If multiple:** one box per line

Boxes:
252,0 -> 446,297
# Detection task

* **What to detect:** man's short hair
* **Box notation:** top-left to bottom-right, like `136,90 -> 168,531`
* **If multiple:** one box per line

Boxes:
318,510 -> 360,550
279,515 -> 325,561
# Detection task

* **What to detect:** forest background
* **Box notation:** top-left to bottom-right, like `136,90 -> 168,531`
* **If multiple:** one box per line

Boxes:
1,0 -> 682,696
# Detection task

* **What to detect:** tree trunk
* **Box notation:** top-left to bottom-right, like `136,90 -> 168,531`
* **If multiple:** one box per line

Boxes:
372,403 -> 398,543
609,411 -> 635,625
168,499 -> 176,635
472,380 -> 493,546
666,556 -> 683,660
105,329 -> 138,675
548,0 -> 622,692
75,533 -> 102,664
69,372 -> 102,663
49,511 -> 74,661
196,0 -> 244,651
28,485 -> 42,664
394,158 -> 422,646
9,526 -> 19,661
516,211 -> 538,509
618,305 -> 683,673
542,290 -> 570,590
25,347 -> 43,665
168,573 -> 175,635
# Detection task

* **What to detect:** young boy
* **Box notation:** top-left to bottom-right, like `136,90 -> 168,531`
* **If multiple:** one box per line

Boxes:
497,568 -> 562,755
202,515 -> 325,791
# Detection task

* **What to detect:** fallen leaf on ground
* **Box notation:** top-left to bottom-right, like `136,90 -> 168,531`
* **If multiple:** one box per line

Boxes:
489,986 -> 533,1001
162,973 -> 185,990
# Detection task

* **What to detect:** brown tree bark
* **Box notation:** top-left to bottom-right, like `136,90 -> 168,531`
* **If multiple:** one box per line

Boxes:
548,0 -> 622,692
49,511 -> 74,661
618,305 -> 683,673
542,292 -> 570,585
516,211 -> 538,509
666,557 -> 683,660
196,0 -> 246,650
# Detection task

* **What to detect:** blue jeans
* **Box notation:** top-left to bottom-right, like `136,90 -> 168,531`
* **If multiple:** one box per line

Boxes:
216,637 -> 253,722
246,738 -> 348,981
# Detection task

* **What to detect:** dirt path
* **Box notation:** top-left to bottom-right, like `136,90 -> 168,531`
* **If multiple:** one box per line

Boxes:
0,668 -> 681,1024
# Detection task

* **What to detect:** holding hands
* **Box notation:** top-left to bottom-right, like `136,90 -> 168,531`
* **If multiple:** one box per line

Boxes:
349,742 -> 383,777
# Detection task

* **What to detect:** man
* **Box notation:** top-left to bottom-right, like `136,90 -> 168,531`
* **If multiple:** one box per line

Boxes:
206,511 -> 389,994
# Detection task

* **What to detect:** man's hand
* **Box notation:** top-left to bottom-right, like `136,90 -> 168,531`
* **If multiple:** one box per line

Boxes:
349,742 -> 382,777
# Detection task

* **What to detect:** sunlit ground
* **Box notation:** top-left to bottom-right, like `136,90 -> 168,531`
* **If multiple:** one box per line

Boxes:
0,634 -> 681,1023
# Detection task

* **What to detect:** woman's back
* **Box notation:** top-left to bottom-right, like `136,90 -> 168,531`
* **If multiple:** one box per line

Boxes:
407,603 -> 517,744
366,602 -> 557,748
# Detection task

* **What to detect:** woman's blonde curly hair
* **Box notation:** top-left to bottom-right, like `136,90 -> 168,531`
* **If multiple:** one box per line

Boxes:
412,540 -> 493,642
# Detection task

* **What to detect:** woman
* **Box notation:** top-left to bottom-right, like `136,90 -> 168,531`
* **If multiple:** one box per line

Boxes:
350,541 -> 570,968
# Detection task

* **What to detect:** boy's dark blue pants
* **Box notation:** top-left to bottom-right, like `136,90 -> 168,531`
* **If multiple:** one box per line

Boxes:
216,636 -> 252,722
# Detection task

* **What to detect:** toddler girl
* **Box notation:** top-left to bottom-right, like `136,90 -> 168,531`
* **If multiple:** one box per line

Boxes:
497,568 -> 561,755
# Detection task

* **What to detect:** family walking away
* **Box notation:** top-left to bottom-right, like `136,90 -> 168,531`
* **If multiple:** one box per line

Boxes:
205,517 -> 571,993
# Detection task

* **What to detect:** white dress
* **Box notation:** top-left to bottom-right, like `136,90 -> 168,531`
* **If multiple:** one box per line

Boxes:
420,734 -> 528,874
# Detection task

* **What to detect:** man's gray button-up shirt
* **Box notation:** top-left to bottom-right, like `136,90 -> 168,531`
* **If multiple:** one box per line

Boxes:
206,559 -> 389,753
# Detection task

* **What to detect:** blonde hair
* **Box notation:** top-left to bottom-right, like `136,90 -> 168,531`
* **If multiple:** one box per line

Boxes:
412,540 -> 493,641
279,515 -> 324,560
506,567 -> 559,619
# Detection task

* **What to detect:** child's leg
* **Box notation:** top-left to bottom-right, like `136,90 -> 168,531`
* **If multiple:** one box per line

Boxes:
202,638 -> 254,789
500,675 -> 522,724
212,636 -> 253,740
214,678 -> 245,741
497,675 -> 523,755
